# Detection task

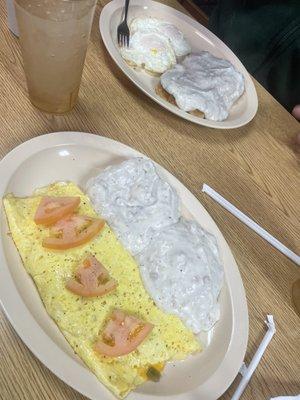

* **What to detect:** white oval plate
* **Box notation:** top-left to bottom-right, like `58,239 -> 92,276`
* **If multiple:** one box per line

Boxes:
0,132 -> 248,400
100,0 -> 258,129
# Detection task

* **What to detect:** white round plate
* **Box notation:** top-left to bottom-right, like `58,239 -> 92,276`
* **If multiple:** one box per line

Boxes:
0,132 -> 248,400
100,0 -> 258,129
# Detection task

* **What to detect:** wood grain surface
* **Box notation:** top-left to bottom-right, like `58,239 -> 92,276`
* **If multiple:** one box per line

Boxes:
0,1 -> 299,399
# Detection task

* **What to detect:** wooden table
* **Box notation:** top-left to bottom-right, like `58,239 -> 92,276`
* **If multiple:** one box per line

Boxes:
0,1 -> 299,399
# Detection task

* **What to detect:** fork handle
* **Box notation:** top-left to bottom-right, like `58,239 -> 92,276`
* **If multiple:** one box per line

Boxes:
124,0 -> 130,22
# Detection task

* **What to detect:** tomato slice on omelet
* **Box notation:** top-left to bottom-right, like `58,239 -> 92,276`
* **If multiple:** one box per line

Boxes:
3,182 -> 201,399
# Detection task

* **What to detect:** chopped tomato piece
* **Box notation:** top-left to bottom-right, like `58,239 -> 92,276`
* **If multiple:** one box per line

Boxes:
34,196 -> 80,226
66,255 -> 117,297
42,214 -> 105,250
94,310 -> 153,357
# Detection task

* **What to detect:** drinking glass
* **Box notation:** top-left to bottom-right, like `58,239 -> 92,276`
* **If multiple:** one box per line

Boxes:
14,0 -> 97,114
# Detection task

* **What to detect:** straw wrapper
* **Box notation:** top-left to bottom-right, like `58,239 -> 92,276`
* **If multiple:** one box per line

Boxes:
232,315 -> 276,400
202,184 -> 300,266
270,397 -> 300,400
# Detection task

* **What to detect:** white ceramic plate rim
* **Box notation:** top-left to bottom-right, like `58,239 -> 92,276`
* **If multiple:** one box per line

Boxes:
99,0 -> 258,129
0,132 -> 248,400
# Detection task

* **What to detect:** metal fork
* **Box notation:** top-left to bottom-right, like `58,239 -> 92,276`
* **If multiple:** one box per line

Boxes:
117,0 -> 130,47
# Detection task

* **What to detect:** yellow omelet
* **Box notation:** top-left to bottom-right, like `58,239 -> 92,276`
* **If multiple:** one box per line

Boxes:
3,182 -> 201,398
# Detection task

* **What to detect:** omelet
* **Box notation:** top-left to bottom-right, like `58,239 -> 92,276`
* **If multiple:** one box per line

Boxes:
3,182 -> 201,398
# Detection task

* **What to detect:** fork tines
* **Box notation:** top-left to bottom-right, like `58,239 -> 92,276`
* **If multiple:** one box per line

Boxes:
117,23 -> 130,47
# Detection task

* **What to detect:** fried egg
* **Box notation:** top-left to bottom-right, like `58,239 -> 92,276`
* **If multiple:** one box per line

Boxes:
3,182 -> 200,399
120,31 -> 176,74
119,17 -> 190,74
130,17 -> 191,57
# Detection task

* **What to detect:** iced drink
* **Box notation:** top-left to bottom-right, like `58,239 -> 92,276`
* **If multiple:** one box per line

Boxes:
14,0 -> 97,114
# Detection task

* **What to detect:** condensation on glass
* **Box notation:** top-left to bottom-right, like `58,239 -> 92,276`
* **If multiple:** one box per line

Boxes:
14,0 -> 97,113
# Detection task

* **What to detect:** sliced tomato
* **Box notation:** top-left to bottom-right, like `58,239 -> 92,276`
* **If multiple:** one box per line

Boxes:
66,255 -> 117,297
94,310 -> 153,357
42,214 -> 105,250
34,196 -> 80,226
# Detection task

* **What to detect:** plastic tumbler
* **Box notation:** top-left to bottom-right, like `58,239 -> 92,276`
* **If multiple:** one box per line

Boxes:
14,0 -> 97,114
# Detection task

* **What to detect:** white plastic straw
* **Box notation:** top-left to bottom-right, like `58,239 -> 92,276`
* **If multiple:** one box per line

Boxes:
270,397 -> 300,400
231,315 -> 276,400
202,184 -> 300,266
5,0 -> 19,36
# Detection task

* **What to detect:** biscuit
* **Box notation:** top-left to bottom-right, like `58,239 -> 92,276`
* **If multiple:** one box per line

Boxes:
155,83 -> 204,118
